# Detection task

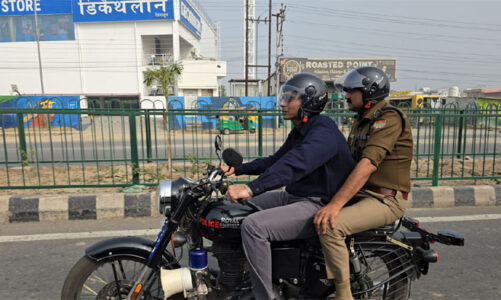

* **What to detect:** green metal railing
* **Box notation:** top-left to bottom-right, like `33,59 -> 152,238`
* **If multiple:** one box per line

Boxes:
0,104 -> 500,189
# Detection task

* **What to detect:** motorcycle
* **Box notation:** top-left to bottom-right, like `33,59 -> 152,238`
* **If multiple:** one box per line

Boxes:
62,136 -> 464,300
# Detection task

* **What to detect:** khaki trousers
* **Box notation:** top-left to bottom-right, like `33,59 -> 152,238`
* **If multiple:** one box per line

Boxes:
319,189 -> 407,281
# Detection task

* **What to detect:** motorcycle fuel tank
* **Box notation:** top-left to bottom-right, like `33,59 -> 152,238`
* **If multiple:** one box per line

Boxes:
199,200 -> 254,242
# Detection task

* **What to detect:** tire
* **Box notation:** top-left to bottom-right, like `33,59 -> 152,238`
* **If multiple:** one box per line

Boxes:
352,243 -> 412,300
61,255 -> 182,300
222,128 -> 230,135
249,128 -> 256,134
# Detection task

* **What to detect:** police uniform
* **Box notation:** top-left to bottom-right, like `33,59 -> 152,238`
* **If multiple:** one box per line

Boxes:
319,99 -> 413,282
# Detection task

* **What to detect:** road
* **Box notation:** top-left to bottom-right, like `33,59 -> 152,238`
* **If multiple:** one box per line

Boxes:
0,206 -> 500,299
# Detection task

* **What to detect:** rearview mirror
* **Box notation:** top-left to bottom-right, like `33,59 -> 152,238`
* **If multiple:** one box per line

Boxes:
222,148 -> 243,168
215,135 -> 223,152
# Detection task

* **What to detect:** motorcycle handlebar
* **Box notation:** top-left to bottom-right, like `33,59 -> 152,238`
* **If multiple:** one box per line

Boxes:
204,163 -> 262,211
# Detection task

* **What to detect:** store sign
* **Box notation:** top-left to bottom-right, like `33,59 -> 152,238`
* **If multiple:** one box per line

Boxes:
180,0 -> 201,39
0,0 -> 71,15
280,58 -> 397,82
72,0 -> 174,22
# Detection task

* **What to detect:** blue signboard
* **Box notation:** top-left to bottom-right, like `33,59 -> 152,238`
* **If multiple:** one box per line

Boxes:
73,0 -> 174,22
180,0 -> 200,39
0,95 -> 80,129
0,0 -> 71,16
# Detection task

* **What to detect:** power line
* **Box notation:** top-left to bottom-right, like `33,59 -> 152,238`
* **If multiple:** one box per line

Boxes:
287,4 -> 501,32
283,36 -> 501,65
284,18 -> 501,46
282,36 -> 501,66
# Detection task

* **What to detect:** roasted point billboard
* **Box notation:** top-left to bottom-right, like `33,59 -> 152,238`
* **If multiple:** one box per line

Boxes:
280,58 -> 397,82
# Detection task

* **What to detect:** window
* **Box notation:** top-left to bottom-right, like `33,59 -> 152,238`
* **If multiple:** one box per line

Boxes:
0,17 -> 14,42
0,14 -> 74,42
39,14 -> 74,41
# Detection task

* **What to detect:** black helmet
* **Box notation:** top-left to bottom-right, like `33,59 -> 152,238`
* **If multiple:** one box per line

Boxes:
334,67 -> 390,101
279,73 -> 328,115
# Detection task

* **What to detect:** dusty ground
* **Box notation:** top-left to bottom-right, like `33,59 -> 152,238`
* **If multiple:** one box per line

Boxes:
410,157 -> 501,186
0,158 -> 500,196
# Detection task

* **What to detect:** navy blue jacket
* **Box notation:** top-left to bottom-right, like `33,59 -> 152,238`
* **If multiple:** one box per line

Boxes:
234,115 -> 354,203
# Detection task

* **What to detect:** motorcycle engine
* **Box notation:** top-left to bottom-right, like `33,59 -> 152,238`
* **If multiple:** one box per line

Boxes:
211,241 -> 250,291
301,242 -> 334,298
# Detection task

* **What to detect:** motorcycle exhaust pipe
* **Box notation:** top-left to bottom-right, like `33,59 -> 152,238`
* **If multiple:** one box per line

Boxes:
160,267 -> 193,299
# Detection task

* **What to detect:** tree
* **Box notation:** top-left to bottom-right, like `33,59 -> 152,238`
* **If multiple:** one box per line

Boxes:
143,61 -> 183,172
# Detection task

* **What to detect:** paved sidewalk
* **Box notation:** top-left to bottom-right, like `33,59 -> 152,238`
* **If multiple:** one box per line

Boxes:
1,185 -> 500,223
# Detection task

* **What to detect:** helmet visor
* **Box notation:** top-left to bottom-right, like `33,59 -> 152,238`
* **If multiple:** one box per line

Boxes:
334,69 -> 368,92
278,84 -> 303,104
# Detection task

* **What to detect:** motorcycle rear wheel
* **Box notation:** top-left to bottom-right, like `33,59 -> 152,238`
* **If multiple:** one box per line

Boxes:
61,255 -> 182,300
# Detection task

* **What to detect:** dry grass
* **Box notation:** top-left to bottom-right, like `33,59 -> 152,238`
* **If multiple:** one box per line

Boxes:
411,157 -> 501,186
0,158 -> 500,195
0,163 -> 189,195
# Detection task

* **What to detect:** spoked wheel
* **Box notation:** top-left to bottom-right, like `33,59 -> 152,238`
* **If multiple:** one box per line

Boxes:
61,255 -> 173,300
352,244 -> 412,300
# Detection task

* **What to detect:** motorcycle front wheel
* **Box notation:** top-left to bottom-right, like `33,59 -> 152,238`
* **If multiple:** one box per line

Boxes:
61,255 -> 181,300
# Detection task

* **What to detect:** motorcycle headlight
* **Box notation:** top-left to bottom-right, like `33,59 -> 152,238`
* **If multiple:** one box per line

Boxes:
158,180 -> 173,214
158,177 -> 197,215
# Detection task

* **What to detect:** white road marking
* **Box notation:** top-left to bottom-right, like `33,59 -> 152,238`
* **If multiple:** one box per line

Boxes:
417,214 -> 501,223
1,214 -> 501,243
0,229 -> 158,243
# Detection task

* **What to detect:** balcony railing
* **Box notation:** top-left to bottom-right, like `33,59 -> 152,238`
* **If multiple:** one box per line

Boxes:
144,53 -> 173,66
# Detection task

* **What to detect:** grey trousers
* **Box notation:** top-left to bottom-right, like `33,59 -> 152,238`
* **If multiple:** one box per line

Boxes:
240,191 -> 323,300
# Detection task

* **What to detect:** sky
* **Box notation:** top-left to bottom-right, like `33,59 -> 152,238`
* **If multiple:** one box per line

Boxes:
199,0 -> 501,91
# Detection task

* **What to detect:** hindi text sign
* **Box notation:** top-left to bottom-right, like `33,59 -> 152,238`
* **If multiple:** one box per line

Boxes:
73,0 -> 174,22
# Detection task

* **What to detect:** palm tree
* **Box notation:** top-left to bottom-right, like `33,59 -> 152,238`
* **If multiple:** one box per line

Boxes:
143,61 -> 183,172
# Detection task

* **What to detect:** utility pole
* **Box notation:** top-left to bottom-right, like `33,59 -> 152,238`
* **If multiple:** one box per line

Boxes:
273,5 -> 286,101
245,0 -> 273,96
245,0 -> 249,96
34,0 -> 45,94
267,0 -> 272,96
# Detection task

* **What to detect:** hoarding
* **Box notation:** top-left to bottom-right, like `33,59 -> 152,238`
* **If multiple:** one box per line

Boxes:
280,58 -> 397,82
73,0 -> 174,22
180,0 -> 201,39
0,0 -> 71,16
2,1 -> 189,25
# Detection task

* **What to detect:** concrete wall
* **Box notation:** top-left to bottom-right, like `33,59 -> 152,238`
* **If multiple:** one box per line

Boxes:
179,60 -> 226,90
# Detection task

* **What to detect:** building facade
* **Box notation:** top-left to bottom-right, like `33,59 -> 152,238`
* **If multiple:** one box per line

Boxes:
0,0 -> 226,108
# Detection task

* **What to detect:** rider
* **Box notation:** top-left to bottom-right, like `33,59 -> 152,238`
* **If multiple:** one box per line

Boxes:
314,66 -> 413,300
224,72 -> 354,300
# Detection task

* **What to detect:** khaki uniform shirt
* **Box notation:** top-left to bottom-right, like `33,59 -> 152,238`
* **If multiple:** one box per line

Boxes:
348,100 -> 413,193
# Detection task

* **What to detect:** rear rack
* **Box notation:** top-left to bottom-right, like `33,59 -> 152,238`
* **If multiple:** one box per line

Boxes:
401,217 -> 464,246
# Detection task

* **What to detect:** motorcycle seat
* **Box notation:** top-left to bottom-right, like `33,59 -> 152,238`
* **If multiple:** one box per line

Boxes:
351,223 -> 396,238
372,223 -> 396,232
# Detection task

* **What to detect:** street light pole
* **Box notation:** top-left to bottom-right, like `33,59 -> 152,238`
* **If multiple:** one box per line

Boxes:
34,0 -> 45,94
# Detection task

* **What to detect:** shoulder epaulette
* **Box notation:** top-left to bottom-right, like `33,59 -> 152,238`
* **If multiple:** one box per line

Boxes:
372,106 -> 406,136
